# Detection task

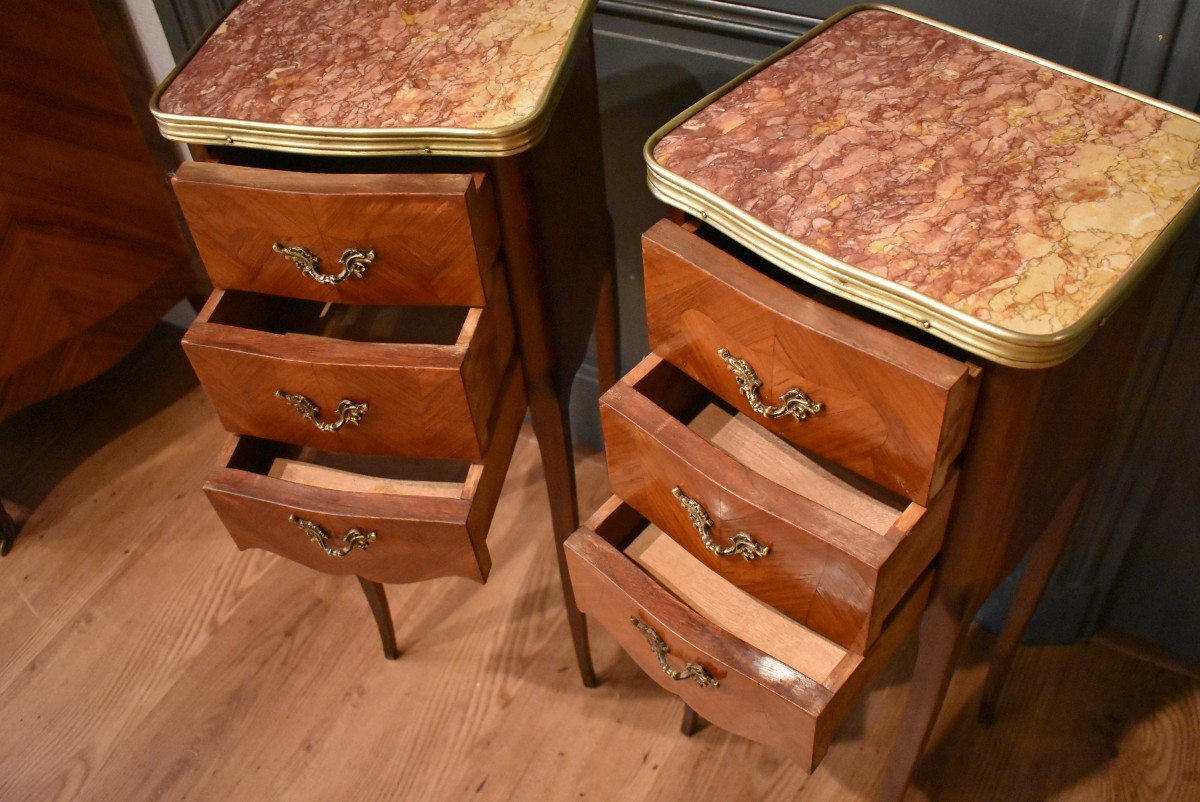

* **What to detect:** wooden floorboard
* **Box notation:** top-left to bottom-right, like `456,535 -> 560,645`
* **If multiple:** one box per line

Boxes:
1,327 -> 1198,801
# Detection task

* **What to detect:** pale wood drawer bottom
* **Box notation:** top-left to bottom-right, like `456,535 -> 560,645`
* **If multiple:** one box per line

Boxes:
204,361 -> 525,585
566,496 -> 932,772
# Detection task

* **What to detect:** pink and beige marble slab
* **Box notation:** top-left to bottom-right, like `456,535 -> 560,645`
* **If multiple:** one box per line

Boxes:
649,6 -> 1200,364
153,0 -> 591,155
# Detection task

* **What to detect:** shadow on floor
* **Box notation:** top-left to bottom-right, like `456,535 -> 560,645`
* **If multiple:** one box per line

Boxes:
0,324 -> 198,550
903,627 -> 1196,801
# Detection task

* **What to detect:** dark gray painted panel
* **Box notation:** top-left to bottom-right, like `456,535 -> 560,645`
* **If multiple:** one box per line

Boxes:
1095,250 -> 1200,661
593,13 -> 775,368
1103,410 -> 1200,662
573,20 -> 766,447
1157,0 -> 1200,108
1116,0 -> 1188,94
153,0 -> 235,57
727,0 -> 1140,79
599,0 -> 817,44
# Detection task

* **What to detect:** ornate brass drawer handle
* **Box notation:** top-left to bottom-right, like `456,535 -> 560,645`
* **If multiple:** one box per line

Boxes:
672,487 -> 769,561
630,617 -> 719,688
289,514 -> 376,558
272,242 -> 375,285
718,347 -> 823,422
276,390 -> 368,433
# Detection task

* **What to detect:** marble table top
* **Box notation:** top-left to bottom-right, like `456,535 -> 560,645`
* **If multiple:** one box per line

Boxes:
648,6 -> 1200,366
153,0 -> 592,156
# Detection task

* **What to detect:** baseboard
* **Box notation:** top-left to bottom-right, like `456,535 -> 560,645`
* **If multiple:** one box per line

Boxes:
977,571 -> 1099,645
569,360 -> 604,451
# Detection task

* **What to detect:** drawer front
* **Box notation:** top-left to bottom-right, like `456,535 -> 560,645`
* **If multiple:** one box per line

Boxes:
174,162 -> 500,306
204,362 -> 527,585
206,469 -> 485,584
600,355 -> 949,653
643,220 -> 979,505
565,498 -> 932,772
183,291 -> 513,461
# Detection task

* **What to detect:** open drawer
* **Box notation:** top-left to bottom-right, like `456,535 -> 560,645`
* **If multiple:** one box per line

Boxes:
643,219 -> 980,505
601,354 -> 954,653
202,359 -> 526,584
566,497 -> 932,772
183,272 -> 513,460
173,162 -> 501,307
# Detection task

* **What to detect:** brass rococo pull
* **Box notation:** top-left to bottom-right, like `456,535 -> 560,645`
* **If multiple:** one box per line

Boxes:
630,617 -> 719,688
718,347 -> 823,422
289,515 -> 376,558
276,390 -> 368,433
672,487 -> 769,561
272,242 -> 375,285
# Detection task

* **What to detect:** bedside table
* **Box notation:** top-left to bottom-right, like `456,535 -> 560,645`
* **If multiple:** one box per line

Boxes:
564,4 -> 1200,795
152,0 -> 617,669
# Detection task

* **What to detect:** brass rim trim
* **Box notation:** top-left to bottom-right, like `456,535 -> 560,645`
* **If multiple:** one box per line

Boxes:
642,3 -> 1200,369
149,0 -> 598,158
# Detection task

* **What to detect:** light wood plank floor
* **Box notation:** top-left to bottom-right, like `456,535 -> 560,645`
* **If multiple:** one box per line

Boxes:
2,328 -> 1198,801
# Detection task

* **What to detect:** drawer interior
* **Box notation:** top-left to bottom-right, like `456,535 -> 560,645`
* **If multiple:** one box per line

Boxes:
627,356 -> 912,537
606,355 -> 952,652
187,286 -> 515,461
687,403 -> 907,536
202,289 -> 475,346
225,436 -> 479,501
574,496 -> 934,769
626,522 -> 852,684
208,146 -> 486,180
204,362 -> 525,585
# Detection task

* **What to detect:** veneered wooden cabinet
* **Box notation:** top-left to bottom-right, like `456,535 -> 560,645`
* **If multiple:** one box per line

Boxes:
570,221 -> 975,770
0,0 -> 196,554
149,0 -> 617,663
174,160 -> 526,597
564,6 -> 1200,793
0,1 -> 194,422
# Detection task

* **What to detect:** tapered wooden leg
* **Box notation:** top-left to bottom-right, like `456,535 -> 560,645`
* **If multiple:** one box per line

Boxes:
534,390 -> 598,688
680,704 -> 707,736
357,576 -> 399,660
0,500 -> 15,557
880,253 -> 1154,801
880,588 -> 972,802
485,32 -> 613,688
491,154 -> 595,687
979,476 -> 1089,724
595,262 -> 620,394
